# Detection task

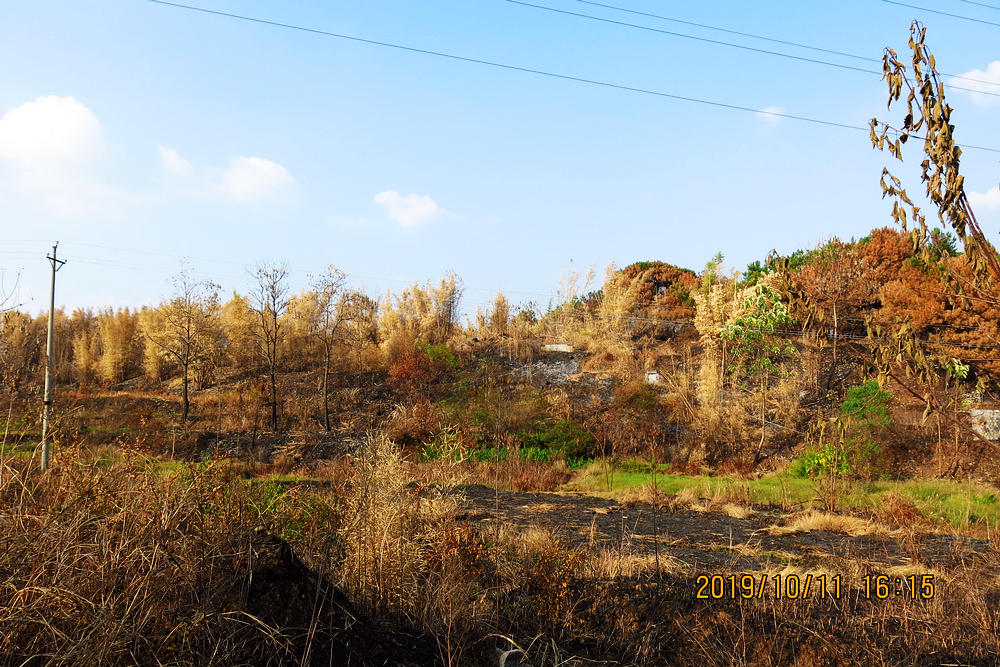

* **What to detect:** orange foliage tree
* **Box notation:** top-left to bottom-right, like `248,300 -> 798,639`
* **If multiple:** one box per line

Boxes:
792,240 -> 874,389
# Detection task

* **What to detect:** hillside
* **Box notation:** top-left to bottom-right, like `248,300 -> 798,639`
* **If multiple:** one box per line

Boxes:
4,231 -> 1000,665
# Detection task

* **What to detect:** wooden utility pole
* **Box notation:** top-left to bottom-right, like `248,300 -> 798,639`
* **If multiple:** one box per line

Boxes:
41,243 -> 66,471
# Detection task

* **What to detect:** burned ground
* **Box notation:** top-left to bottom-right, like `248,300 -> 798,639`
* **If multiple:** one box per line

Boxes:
456,484 -> 993,572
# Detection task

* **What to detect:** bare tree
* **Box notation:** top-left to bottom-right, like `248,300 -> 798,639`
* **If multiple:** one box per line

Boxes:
0,269 -> 28,390
338,290 -> 378,376
0,268 -> 25,314
249,262 -> 290,432
308,265 -> 346,432
143,271 -> 219,423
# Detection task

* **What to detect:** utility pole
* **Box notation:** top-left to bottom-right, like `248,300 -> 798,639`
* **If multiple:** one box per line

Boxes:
41,243 -> 66,471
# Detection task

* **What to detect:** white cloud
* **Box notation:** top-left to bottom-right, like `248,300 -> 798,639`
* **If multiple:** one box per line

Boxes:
755,106 -> 785,126
949,62 -> 1000,107
0,95 -> 103,168
374,190 -> 444,227
217,156 -> 295,202
0,95 -> 110,216
969,185 -> 1000,210
158,145 -> 193,176
0,96 -> 299,220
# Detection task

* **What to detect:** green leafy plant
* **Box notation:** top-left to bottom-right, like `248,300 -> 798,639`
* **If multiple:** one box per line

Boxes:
519,420 -> 596,460
841,380 -> 892,427
518,447 -> 553,463
839,380 -> 894,479
466,446 -> 509,463
721,282 -> 796,369
417,341 -> 461,371
791,444 -> 850,478
795,380 -> 895,480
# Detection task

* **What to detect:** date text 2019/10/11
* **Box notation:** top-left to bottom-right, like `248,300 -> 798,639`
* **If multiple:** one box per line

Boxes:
695,574 -> 936,600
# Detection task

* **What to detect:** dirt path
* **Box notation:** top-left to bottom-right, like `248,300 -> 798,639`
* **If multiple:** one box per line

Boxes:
455,484 -> 993,572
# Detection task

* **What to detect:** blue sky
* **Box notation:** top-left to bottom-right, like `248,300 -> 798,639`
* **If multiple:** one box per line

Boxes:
1,0 -> 998,315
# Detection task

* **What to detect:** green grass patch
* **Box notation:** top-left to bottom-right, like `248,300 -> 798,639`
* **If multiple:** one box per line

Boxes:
742,473 -> 816,507
897,478 -> 1000,529
519,447 -> 552,463
153,459 -> 187,477
0,440 -> 38,458
468,447 -> 509,463
563,461 -> 1000,531
566,459 -> 733,497
791,478 -> 1000,529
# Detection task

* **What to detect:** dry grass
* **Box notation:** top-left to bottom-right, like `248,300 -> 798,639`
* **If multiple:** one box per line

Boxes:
384,399 -> 444,446
470,459 -> 573,493
0,435 -> 466,666
0,456 -> 322,665
673,484 -> 702,505
767,509 -> 895,537
874,489 -> 928,528
658,478 -> 759,519
4,434 -> 1000,666
617,482 -> 671,508
584,547 -> 689,579
716,501 -> 755,519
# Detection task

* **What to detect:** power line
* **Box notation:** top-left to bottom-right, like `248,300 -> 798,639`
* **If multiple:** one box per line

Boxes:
10,240 -> 1000,353
52,255 -> 557,313
12,239 -> 557,300
509,0 -> 879,75
570,0 -> 1000,91
882,0 -> 1000,27
516,0 -> 1000,98
70,241 -> 247,268
844,316 -> 978,330
15,238 -> 1000,314
141,0 -> 1000,153
15,239 -> 1000,319
58,245 -> 554,298
958,0 -> 1000,10
141,0 -> 869,132
61,255 -> 252,284
25,249 -> 1000,352
513,0 -> 1000,98
572,0 -> 880,63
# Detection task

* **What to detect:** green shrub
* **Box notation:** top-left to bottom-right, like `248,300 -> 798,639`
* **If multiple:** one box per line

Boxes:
417,340 -> 461,371
468,446 -> 509,463
794,381 -> 896,480
841,380 -> 892,427
519,447 -> 553,463
791,444 -> 850,479
519,421 -> 595,460
841,380 -> 893,479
